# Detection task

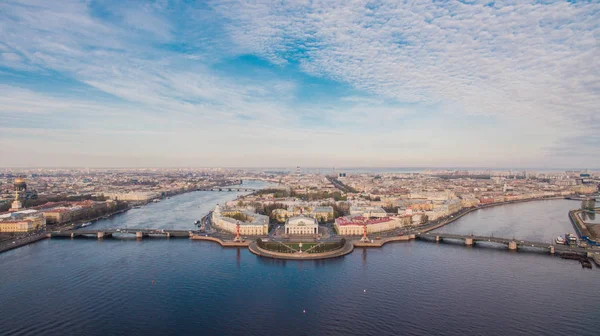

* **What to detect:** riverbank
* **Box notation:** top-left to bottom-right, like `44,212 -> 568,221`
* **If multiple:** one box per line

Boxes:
352,234 -> 416,247
0,233 -> 47,253
419,196 -> 567,234
50,206 -> 131,231
0,206 -> 132,254
569,209 -> 600,246
190,235 -> 250,247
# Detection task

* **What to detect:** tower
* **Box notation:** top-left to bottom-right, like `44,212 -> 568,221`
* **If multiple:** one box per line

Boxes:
10,177 -> 27,212
361,223 -> 369,242
234,222 -> 241,242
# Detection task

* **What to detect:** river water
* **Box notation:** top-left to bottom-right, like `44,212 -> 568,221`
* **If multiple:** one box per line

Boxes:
0,190 -> 598,336
432,199 -> 587,242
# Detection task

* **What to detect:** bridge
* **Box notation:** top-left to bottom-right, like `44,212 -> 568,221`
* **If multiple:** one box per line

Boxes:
565,196 -> 598,201
198,187 -> 258,192
417,232 -> 589,255
49,229 -> 194,239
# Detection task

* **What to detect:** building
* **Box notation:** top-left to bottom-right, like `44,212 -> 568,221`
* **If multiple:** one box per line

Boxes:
0,209 -> 46,233
102,191 -> 160,202
9,177 -> 27,212
42,207 -> 74,224
334,215 -> 410,236
424,200 -> 463,221
271,206 -> 334,223
312,206 -> 334,222
211,205 -> 269,236
349,206 -> 387,218
284,215 -> 319,235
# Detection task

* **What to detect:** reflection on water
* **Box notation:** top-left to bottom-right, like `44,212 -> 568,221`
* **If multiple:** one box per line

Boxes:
1,198 -> 598,336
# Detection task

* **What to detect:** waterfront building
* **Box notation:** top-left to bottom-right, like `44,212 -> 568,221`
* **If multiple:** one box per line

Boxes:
102,191 -> 160,202
41,207 -> 74,224
211,205 -> 269,236
334,215 -> 410,236
424,200 -> 463,221
0,209 -> 46,233
284,215 -> 319,235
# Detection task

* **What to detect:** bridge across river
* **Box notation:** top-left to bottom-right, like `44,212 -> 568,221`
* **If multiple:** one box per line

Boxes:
50,229 -> 194,239
418,232 -> 589,254
47,229 -> 594,258
198,187 -> 258,192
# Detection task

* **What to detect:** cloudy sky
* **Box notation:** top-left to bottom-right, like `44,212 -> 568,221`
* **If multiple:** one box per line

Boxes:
0,0 -> 598,168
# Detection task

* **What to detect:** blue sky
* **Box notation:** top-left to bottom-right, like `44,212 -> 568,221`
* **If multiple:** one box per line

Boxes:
0,0 -> 598,168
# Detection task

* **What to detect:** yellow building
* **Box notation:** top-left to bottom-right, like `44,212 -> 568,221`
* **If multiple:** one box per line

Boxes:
211,205 -> 269,236
0,210 -> 46,233
285,215 -> 319,235
42,208 -> 73,224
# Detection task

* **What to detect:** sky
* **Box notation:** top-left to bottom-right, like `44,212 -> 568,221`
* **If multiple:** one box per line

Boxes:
0,0 -> 599,168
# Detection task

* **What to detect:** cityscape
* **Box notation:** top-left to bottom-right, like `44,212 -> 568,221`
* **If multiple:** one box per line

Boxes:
2,1 -> 600,335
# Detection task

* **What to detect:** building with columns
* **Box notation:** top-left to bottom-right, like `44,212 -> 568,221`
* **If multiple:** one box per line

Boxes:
284,215 -> 319,235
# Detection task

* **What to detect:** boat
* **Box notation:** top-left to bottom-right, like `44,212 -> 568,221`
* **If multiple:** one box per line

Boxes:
565,233 -> 577,245
580,258 -> 592,269
555,236 -> 565,245
81,222 -> 92,228
194,220 -> 200,225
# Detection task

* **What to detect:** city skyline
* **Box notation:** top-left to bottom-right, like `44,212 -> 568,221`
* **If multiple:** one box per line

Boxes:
1,1 -> 599,168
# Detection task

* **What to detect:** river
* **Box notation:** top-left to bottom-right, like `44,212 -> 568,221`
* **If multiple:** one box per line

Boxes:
432,199 -> 587,242
79,180 -> 269,231
0,193 -> 598,336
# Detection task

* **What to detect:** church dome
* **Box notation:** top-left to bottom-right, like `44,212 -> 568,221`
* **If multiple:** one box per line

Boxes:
14,178 -> 27,190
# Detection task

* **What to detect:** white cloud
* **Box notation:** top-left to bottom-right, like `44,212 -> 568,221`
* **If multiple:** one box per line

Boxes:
211,0 -> 600,155
0,0 -> 598,167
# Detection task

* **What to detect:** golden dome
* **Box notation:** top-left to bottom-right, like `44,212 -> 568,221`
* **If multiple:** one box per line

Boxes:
15,177 -> 26,184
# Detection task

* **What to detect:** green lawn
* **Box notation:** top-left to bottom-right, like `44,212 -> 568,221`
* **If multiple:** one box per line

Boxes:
284,243 -> 318,250
258,240 -> 346,254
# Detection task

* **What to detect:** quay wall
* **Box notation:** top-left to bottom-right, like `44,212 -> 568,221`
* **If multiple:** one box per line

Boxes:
190,235 -> 250,247
0,233 -> 48,254
569,209 -> 600,246
248,241 -> 354,260
353,234 -> 416,247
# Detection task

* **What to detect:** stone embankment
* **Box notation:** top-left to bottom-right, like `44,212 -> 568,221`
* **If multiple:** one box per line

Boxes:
352,234 -> 416,247
248,240 -> 354,260
0,233 -> 47,254
190,235 -> 250,247
569,208 -> 600,246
